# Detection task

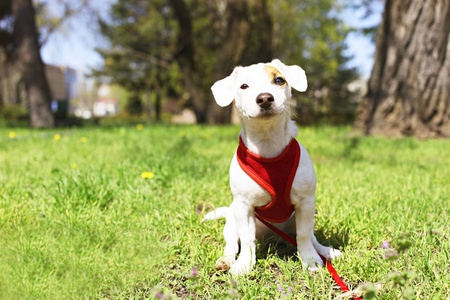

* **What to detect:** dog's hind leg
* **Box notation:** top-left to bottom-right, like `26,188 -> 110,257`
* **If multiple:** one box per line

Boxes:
311,233 -> 342,260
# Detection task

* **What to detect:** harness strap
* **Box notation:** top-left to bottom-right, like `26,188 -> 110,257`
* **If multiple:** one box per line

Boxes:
255,214 -> 361,300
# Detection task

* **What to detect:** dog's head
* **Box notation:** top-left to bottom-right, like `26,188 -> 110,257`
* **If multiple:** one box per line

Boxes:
211,59 -> 307,119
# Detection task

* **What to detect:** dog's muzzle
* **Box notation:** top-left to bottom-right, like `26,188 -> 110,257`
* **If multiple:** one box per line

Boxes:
256,93 -> 274,111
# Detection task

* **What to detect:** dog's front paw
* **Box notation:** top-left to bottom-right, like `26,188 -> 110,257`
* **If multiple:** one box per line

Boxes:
215,256 -> 235,271
298,248 -> 323,271
229,257 -> 254,276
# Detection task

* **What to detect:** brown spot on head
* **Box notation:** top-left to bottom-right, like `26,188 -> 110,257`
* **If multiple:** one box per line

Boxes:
263,65 -> 286,86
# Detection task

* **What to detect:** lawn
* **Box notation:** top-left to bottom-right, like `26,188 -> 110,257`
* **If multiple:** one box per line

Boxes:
0,124 -> 448,299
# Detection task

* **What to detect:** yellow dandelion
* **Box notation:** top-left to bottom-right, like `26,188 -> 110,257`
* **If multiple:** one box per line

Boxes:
9,132 -> 16,139
54,134 -> 61,140
72,164 -> 77,169
81,137 -> 87,143
203,133 -> 211,140
178,131 -> 186,137
136,124 -> 143,130
141,171 -> 154,179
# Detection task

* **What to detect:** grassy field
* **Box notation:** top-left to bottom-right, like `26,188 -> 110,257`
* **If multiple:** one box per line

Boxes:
0,124 -> 448,299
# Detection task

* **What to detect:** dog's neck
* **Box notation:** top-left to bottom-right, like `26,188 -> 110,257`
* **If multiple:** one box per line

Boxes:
239,112 -> 298,158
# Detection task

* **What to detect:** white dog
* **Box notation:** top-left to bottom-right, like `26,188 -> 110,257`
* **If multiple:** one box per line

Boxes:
203,59 -> 342,276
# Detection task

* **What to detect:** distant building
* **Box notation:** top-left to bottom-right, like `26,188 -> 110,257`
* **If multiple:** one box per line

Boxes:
93,97 -> 118,117
45,64 -> 77,118
91,84 -> 119,117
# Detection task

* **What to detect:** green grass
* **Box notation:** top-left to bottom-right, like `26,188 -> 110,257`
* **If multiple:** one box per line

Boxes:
0,124 -> 448,299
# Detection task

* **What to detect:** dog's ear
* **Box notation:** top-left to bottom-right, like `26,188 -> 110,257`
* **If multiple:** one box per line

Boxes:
270,59 -> 307,92
211,67 -> 241,107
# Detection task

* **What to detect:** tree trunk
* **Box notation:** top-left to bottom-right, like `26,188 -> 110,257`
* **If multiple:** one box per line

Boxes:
12,0 -> 54,128
207,0 -> 250,124
170,0 -> 274,125
207,0 -> 273,124
154,77 -> 163,122
144,85 -> 152,121
241,0 -> 273,65
0,49 -> 7,107
169,0 -> 209,124
355,0 -> 450,138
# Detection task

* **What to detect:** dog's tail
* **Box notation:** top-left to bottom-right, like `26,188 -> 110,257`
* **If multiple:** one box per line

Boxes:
201,207 -> 230,222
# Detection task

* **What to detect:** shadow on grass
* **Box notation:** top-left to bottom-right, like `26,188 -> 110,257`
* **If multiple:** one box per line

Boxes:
256,240 -> 297,261
340,136 -> 364,162
315,225 -> 351,249
255,226 -> 351,261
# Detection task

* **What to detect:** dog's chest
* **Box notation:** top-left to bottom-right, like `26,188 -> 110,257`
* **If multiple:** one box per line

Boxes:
230,155 -> 272,207
229,153 -> 302,208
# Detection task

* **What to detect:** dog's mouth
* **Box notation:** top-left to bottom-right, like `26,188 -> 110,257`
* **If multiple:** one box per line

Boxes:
256,106 -> 284,118
240,107 -> 284,120
237,103 -> 286,120
259,109 -> 277,117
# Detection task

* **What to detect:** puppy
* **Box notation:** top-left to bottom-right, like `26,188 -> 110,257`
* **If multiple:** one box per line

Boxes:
203,59 -> 341,276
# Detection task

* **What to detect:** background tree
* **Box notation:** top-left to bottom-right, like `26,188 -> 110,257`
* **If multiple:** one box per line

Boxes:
355,0 -> 450,138
169,0 -> 273,123
12,0 -> 54,128
93,0 -> 179,120
96,0 -> 358,124
0,0 -> 14,107
271,0 -> 358,124
1,0 -> 90,126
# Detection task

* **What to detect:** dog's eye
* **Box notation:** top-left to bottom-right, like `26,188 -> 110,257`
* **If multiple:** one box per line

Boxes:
274,77 -> 286,85
240,84 -> 249,90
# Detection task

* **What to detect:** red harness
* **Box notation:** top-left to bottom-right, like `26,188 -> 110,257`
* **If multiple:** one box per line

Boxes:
236,137 -> 300,223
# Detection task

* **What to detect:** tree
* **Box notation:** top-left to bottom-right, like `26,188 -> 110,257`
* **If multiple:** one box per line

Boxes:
93,0 -> 178,121
96,0 -> 358,124
95,0 -> 271,123
355,0 -> 450,138
170,0 -> 273,124
12,0 -> 54,128
270,0 -> 358,125
2,0 -> 90,125
168,0 -> 358,124
0,0 -> 13,107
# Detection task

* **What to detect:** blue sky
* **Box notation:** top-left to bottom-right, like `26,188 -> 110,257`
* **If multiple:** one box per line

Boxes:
340,1 -> 384,78
40,0 -> 113,76
40,1 -> 384,80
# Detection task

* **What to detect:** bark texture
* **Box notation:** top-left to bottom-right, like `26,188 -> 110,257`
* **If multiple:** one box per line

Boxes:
13,0 -> 54,128
169,0 -> 207,123
355,0 -> 450,138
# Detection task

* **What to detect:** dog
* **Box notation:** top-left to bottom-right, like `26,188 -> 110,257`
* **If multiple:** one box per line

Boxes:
202,59 -> 342,276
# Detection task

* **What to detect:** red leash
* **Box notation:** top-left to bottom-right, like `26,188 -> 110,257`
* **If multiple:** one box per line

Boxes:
255,214 -> 361,299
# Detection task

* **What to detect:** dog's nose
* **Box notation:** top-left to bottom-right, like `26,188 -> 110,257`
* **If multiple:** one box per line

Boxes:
256,93 -> 274,109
